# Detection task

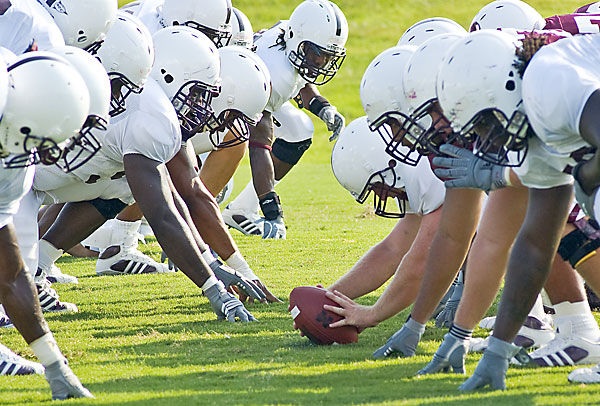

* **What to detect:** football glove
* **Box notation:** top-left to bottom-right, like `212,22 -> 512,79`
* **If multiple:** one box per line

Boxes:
432,144 -> 510,192
318,105 -> 345,142
262,216 -> 286,239
160,251 -> 178,271
209,260 -> 266,302
417,333 -> 468,375
458,336 -> 521,391
435,272 -> 464,328
204,281 -> 256,322
372,318 -> 425,359
45,359 -> 94,400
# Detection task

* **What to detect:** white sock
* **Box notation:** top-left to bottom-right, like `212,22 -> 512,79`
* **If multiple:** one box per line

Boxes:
38,240 -> 64,273
30,333 -> 65,366
226,251 -> 258,280
553,300 -> 600,341
201,249 -> 216,265
201,275 -> 219,291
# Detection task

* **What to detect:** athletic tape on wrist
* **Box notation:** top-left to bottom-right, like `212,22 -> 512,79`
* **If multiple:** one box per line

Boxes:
308,96 -> 330,116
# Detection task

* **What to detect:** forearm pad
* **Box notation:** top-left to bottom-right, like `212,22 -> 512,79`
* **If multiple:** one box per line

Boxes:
259,191 -> 283,221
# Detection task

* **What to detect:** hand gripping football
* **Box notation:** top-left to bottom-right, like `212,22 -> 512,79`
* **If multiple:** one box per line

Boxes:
289,286 -> 358,345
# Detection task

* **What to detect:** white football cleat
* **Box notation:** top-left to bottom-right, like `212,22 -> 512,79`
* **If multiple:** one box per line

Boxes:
96,246 -> 173,276
525,335 -> 600,367
479,316 -> 496,330
222,205 -> 263,236
35,280 -> 78,313
512,316 -> 556,349
568,363 -> 600,383
45,264 -> 78,284
0,343 -> 44,375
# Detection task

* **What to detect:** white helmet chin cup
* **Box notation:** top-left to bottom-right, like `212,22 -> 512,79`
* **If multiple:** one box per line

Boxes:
398,17 -> 467,47
95,11 -> 154,117
1,53 -> 89,166
230,7 -> 254,50
284,0 -> 349,84
161,0 -> 232,47
39,0 -> 117,51
331,116 -> 405,218
207,46 -> 271,148
470,0 -> 546,31
151,26 -> 221,135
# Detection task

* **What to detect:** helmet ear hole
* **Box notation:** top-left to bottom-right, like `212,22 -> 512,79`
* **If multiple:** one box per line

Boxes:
164,74 -> 174,84
289,31 -> 294,39
505,80 -> 515,91
20,127 -> 31,135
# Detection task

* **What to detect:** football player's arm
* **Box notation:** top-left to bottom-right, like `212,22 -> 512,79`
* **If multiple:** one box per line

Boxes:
123,153 -> 212,287
325,209 -> 442,331
328,213 -> 420,299
298,84 -> 345,141
573,90 -> 600,196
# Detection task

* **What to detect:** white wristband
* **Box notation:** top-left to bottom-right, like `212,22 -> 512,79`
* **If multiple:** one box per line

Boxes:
201,275 -> 219,291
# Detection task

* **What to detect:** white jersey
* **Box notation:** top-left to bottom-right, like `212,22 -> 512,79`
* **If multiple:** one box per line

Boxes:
0,163 -> 34,228
400,157 -> 445,215
34,78 -> 181,203
0,0 -> 64,54
131,0 -> 164,34
254,21 -> 307,113
523,34 -> 599,155
513,136 -> 575,189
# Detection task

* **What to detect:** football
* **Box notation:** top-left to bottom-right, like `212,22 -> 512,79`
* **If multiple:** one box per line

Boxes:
288,286 -> 359,345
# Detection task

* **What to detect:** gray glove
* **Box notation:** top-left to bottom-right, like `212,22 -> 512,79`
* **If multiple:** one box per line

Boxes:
573,162 -> 598,219
160,251 -> 178,271
432,144 -> 509,192
458,336 -> 521,391
262,216 -> 286,239
417,333 -> 469,375
209,259 -> 266,302
204,280 -> 256,322
372,318 -> 425,359
318,105 -> 345,142
435,271 -> 464,328
45,359 -> 94,400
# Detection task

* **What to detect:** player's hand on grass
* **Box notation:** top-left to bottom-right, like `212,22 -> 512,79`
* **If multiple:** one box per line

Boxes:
210,260 -> 266,302
238,279 -> 282,303
323,290 -> 377,333
372,318 -> 425,359
417,333 -> 468,375
458,336 -> 520,391
45,359 -> 94,400
205,281 -> 257,322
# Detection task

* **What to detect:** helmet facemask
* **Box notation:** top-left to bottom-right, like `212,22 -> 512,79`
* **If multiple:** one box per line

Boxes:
2,131 -> 62,169
173,21 -> 232,48
206,110 -> 251,148
85,40 -> 104,55
289,41 -> 346,85
460,108 -> 529,166
356,163 -> 406,219
370,111 -> 426,166
172,80 -> 220,136
108,73 -> 142,117
55,115 -> 103,173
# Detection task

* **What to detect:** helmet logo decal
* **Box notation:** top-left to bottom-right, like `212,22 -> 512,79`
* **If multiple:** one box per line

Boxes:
42,0 -> 68,15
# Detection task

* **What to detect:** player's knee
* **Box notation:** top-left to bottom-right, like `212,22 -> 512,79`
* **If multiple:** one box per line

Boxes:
89,198 -> 128,220
272,138 -> 313,165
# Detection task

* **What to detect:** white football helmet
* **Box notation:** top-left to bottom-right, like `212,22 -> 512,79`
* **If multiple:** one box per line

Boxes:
230,7 -> 255,50
48,46 -> 111,172
39,0 -> 117,53
399,33 -> 467,155
0,55 -> 8,119
0,53 -> 89,168
331,116 -> 406,218
398,17 -> 467,47
577,2 -> 600,13
360,45 -> 424,165
96,11 -> 154,117
284,0 -> 348,85
151,26 -> 221,137
470,0 -> 545,31
437,30 -> 529,166
161,0 -> 232,47
205,46 -> 271,148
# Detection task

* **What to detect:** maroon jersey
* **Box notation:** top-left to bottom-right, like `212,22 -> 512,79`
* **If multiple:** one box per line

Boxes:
544,13 -> 600,34
575,2 -> 600,13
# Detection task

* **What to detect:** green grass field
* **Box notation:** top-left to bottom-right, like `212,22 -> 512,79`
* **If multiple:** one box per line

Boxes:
3,0 -> 600,404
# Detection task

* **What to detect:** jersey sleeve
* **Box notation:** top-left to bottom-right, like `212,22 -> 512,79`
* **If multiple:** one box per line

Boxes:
513,137 -> 574,189
122,111 -> 180,164
544,13 -> 600,34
